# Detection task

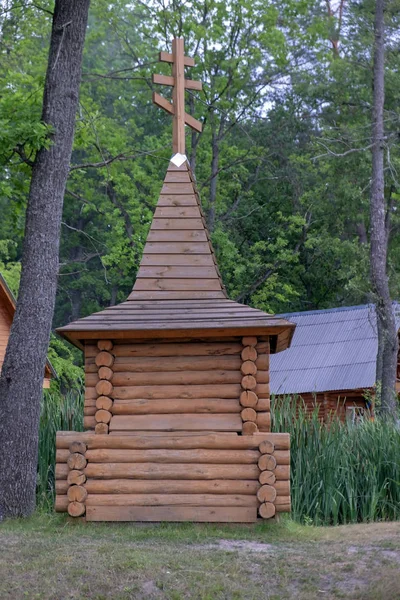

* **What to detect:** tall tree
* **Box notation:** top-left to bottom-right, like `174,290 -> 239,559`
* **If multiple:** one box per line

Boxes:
0,0 -> 90,519
370,0 -> 398,417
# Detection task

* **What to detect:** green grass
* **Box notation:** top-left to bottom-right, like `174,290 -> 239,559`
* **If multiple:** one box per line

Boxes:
273,397 -> 400,525
37,390 -> 83,508
1,514 -> 400,600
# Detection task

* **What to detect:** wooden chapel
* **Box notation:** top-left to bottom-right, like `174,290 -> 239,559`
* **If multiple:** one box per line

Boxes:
54,39 -> 294,523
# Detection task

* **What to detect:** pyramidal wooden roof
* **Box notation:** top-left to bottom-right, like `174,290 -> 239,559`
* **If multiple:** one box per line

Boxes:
57,159 -> 295,351
129,160 -> 226,300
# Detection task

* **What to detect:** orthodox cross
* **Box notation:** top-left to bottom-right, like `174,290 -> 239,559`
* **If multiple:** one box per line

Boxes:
152,38 -> 202,155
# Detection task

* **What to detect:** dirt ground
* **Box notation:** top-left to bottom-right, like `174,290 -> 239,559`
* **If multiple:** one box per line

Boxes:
0,515 -> 399,599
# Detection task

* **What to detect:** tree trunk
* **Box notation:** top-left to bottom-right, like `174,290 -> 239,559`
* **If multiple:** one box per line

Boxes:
0,0 -> 90,519
370,0 -> 398,418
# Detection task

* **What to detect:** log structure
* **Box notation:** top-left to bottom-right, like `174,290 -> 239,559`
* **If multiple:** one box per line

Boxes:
55,432 -> 291,521
55,38 -> 295,522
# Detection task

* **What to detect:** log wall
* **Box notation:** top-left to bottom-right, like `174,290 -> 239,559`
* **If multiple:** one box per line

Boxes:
55,432 -> 290,522
84,336 -> 271,435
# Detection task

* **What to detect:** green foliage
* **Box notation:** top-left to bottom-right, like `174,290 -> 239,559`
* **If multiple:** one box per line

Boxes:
37,390 -> 84,510
273,397 -> 400,525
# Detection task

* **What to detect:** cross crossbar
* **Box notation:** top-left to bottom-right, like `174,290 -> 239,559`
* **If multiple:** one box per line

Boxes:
153,38 -> 202,154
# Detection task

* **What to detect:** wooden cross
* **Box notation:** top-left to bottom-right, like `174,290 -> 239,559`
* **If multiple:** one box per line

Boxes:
152,38 -> 202,155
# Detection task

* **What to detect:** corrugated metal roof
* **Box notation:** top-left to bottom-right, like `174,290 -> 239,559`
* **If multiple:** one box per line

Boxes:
270,303 -> 400,395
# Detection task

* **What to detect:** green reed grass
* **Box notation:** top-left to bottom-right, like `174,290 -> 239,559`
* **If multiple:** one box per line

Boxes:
36,391 -> 400,525
273,396 -> 400,525
37,390 -> 84,509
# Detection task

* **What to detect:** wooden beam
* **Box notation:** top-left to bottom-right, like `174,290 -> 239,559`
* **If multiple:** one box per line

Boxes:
159,51 -> 195,67
172,38 -> 185,154
153,91 -> 173,114
152,74 -> 202,91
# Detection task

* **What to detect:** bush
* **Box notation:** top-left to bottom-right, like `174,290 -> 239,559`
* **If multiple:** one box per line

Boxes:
273,397 -> 400,525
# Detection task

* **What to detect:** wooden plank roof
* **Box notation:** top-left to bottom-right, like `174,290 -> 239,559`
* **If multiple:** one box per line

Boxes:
57,159 -> 295,351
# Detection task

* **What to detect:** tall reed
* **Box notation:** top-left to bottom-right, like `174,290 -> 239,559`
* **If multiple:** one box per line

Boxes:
37,390 -> 84,509
273,397 -> 400,525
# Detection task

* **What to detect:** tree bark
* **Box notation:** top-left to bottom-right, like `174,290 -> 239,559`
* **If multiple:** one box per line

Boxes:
0,0 -> 90,519
370,0 -> 398,418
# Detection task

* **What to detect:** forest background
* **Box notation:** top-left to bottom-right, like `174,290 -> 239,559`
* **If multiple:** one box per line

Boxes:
1,0 -> 400,390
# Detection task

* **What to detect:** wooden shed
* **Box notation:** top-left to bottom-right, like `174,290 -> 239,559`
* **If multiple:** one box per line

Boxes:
54,39 -> 294,523
0,273 -> 54,388
270,304 -> 400,422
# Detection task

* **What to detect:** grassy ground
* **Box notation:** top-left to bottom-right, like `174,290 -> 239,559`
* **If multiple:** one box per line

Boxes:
1,514 -> 399,600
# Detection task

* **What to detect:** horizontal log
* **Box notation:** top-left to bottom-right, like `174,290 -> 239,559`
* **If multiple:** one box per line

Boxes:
275,496 -> 291,512
95,380 -> 113,396
241,408 -> 257,423
85,388 -> 97,400
255,355 -> 269,371
56,431 -> 290,450
111,398 -> 241,415
56,449 -> 69,463
242,336 -> 257,347
55,463 -> 69,479
241,347 -> 257,361
255,384 -> 270,397
113,342 -> 242,358
242,422 -> 258,435
241,375 -> 257,390
98,366 -> 113,380
241,361 -> 257,376
67,470 -> 86,486
256,371 -> 270,384
240,391 -> 258,408
95,409 -> 112,424
86,505 -> 258,522
256,485 -> 277,503
84,406 -> 96,417
96,396 -> 113,411
85,448 -> 260,464
68,501 -> 85,517
107,370 -> 242,387
256,397 -> 270,411
84,397 -> 97,407
258,454 -> 276,471
109,414 -> 243,432
55,480 -> 69,494
256,342 -> 270,353
275,450 -> 291,465
84,416 -> 96,429
95,423 -> 109,435
67,453 -> 87,470
98,340 -> 113,351
259,502 -> 275,519
257,412 -> 271,431
68,440 -> 87,454
86,494 -> 258,507
84,463 -> 260,480
274,465 -> 290,480
95,351 -> 115,368
259,471 -> 275,485
274,480 -> 290,496
85,479 -> 260,495
112,355 -> 242,372
55,496 -> 68,512
68,485 -> 88,503
259,440 -> 275,454
112,384 -> 242,400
